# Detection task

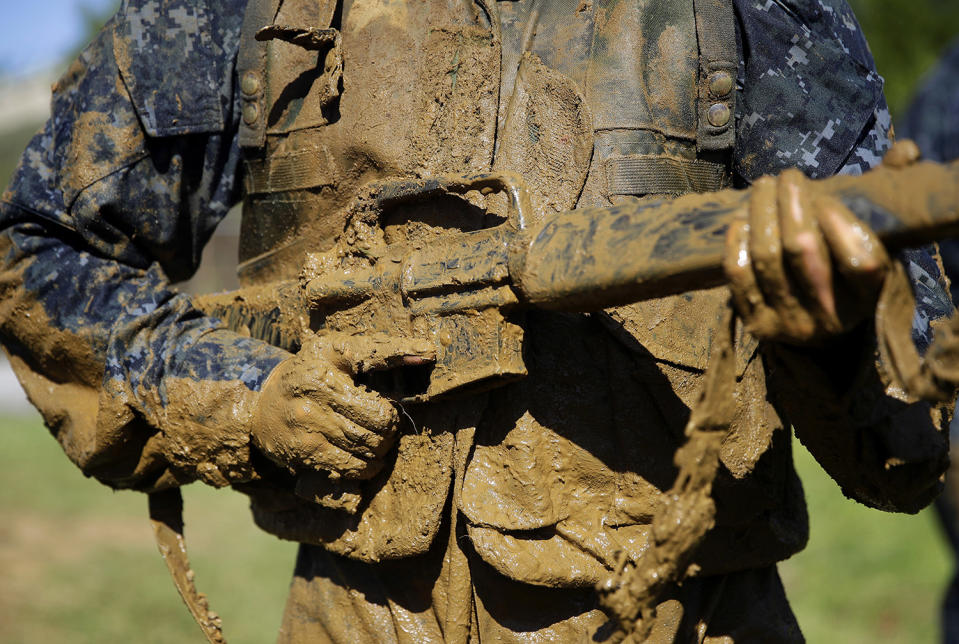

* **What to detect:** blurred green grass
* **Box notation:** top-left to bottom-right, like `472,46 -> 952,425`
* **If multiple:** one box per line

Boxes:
0,410 -> 952,643
0,411 -> 295,644
780,439 -> 951,643
849,0 -> 959,117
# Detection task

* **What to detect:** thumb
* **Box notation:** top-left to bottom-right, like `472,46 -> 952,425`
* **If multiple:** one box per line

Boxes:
317,331 -> 436,375
882,139 -> 921,169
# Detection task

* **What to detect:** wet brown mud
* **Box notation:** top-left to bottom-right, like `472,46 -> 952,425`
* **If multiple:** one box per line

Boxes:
193,156 -> 959,642
7,0 -> 959,641
201,159 -> 959,403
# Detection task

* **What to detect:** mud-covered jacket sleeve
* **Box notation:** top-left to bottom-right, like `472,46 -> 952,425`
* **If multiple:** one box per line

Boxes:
0,0 -> 289,492
734,0 -> 951,513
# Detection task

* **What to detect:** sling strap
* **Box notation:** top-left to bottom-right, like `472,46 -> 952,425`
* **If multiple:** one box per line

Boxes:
149,489 -> 227,644
693,0 -> 738,152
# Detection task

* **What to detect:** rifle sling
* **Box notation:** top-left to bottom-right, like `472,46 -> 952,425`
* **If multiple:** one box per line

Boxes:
148,489 -> 227,644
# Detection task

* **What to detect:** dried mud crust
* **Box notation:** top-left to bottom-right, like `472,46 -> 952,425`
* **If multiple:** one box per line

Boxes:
493,52 -> 594,225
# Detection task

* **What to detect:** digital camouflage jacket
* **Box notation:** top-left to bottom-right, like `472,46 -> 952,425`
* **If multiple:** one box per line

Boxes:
0,1 -> 954,641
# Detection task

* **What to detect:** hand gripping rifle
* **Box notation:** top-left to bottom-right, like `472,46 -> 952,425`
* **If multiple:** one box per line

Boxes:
196,159 -> 959,402
169,159 -> 958,643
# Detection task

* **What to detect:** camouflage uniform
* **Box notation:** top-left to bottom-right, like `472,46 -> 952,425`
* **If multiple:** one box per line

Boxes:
901,39 -> 959,167
900,38 -> 959,644
0,0 -> 951,642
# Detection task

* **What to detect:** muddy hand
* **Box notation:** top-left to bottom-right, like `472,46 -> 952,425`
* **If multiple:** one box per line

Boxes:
723,157 -> 899,344
251,332 -> 435,481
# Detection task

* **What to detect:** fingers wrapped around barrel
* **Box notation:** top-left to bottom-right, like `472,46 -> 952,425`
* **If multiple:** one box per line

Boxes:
724,168 -> 890,344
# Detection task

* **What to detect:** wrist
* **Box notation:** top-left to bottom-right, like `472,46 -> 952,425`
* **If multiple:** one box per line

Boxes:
159,376 -> 262,487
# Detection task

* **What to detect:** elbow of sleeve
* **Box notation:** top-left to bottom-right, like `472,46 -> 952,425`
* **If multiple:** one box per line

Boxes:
839,401 -> 949,514
5,348 -> 167,491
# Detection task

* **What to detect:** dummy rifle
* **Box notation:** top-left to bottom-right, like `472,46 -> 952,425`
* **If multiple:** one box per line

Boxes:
168,159 -> 959,644
196,159 -> 959,402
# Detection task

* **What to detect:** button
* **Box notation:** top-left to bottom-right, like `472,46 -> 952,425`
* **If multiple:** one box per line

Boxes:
707,103 -> 730,127
708,71 -> 733,98
243,102 -> 259,125
240,71 -> 260,96
438,328 -> 453,347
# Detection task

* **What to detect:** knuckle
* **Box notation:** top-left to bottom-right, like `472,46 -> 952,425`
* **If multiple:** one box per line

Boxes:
751,176 -> 778,203
782,231 -> 818,259
779,168 -> 805,186
785,315 -> 817,342
330,449 -> 367,472
724,256 -> 749,283
853,255 -> 883,275
342,458 -> 384,481
351,391 -> 398,432
349,444 -> 377,460
370,433 -> 397,457
751,240 -> 782,269
290,399 -> 314,426
754,175 -> 776,189
374,403 -> 399,433
743,308 -> 780,340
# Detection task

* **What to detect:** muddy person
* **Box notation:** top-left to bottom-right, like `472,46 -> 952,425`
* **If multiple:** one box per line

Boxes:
0,0 -> 954,642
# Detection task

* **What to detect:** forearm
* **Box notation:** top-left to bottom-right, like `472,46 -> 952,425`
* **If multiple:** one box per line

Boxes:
0,0 -> 285,490
0,217 -> 289,490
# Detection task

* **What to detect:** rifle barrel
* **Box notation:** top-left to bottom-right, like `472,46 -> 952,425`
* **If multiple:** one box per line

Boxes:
511,160 -> 959,311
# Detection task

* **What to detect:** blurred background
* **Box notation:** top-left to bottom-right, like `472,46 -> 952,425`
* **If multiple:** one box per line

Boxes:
1,1 -> 958,642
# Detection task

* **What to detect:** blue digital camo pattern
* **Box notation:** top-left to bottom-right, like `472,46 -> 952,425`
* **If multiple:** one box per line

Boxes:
7,225 -> 283,394
0,0 -> 949,484
906,248 -> 954,354
734,0 -> 949,351
900,39 -> 959,310
114,0 -> 226,137
734,0 -> 888,181
0,0 -> 286,407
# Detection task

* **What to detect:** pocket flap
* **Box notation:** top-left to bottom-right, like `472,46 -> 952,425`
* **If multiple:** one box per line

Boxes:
113,0 -> 225,137
601,287 -> 758,376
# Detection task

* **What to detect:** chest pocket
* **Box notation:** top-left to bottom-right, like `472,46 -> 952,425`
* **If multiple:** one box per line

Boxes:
602,290 -> 758,376
577,0 -> 741,370
113,0 -> 227,137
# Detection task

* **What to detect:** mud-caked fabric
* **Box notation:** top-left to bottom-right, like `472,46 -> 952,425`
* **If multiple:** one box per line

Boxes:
0,1 -> 954,641
0,0 -> 288,491
279,543 -> 803,644
274,1 -> 950,641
